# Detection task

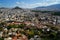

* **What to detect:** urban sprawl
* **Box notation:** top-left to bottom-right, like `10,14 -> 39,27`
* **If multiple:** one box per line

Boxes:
0,7 -> 60,40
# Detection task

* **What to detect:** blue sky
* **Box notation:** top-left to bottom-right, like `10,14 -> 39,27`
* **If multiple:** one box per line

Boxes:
0,0 -> 60,8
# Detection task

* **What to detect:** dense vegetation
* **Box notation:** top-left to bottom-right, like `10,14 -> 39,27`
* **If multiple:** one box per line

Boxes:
52,12 -> 60,16
32,10 -> 60,16
31,10 -> 53,13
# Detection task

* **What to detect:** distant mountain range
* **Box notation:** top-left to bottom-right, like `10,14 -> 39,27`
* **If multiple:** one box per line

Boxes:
0,6 -> 23,9
34,4 -> 60,11
0,7 -> 8,9
0,4 -> 60,11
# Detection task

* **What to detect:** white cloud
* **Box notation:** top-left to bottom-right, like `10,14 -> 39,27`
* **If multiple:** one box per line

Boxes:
23,0 -> 60,8
15,0 -> 60,8
19,2 -> 58,8
16,2 -> 20,4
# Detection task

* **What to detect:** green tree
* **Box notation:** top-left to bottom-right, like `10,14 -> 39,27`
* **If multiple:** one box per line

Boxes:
7,24 -> 18,29
18,24 -> 26,28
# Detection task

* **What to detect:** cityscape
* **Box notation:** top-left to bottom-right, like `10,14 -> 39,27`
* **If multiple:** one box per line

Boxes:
0,0 -> 60,40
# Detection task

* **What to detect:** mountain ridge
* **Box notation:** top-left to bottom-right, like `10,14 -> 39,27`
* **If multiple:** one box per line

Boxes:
34,4 -> 60,11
